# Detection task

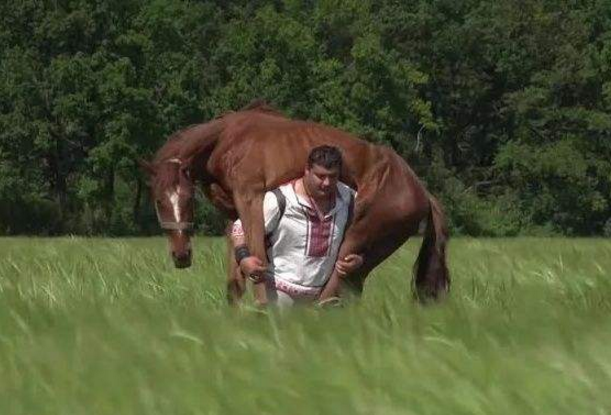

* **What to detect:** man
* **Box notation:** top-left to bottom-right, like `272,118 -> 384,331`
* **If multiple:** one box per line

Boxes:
230,145 -> 363,307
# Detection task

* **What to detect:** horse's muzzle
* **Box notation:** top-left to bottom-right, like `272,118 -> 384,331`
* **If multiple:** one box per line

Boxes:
172,249 -> 192,268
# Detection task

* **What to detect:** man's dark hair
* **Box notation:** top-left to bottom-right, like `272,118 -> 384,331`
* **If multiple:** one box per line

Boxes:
307,145 -> 343,171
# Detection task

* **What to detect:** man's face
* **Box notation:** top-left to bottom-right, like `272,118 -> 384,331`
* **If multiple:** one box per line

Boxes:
304,163 -> 340,200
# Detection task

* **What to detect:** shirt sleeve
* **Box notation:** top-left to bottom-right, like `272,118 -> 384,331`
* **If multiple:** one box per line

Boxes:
263,190 -> 281,234
231,191 -> 280,240
230,219 -> 245,247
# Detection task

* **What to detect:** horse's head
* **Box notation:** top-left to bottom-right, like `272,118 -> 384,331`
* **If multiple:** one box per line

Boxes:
142,158 -> 195,268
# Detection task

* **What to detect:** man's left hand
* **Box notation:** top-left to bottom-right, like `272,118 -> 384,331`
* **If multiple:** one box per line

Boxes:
335,253 -> 364,277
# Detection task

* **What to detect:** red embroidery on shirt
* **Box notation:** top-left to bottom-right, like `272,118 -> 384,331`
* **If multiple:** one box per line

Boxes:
231,221 -> 244,237
306,211 -> 333,257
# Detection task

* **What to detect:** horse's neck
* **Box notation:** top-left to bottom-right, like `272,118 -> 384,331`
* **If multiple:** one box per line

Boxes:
181,121 -> 222,158
176,120 -> 224,185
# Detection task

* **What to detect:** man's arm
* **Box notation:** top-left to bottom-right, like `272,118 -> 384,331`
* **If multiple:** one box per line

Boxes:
334,187 -> 363,277
230,220 -> 266,279
229,190 -> 281,280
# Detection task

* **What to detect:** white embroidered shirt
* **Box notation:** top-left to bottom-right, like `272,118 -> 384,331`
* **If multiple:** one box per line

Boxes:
232,181 -> 355,289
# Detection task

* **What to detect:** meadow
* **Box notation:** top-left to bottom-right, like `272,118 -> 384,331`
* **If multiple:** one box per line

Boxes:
1,236 -> 610,415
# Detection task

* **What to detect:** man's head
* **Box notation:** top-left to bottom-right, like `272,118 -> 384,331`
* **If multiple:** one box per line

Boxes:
304,145 -> 343,200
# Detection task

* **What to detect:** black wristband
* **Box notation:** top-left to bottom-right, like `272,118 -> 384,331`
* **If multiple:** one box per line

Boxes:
234,245 -> 251,264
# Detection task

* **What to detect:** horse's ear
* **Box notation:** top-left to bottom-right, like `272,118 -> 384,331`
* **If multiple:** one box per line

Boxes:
139,159 -> 156,177
179,156 -> 195,179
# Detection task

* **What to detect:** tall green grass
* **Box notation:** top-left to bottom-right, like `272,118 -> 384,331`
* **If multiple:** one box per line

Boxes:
1,237 -> 610,414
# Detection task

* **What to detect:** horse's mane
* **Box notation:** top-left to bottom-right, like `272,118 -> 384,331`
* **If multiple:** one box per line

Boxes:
239,99 -> 286,117
151,119 -> 224,190
153,125 -> 196,163
152,100 -> 285,165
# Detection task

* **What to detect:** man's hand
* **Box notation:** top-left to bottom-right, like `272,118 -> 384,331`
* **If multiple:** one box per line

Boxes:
335,253 -> 364,277
239,256 -> 267,282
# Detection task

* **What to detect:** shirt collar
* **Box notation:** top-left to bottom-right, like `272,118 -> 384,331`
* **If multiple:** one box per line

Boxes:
290,182 -> 347,218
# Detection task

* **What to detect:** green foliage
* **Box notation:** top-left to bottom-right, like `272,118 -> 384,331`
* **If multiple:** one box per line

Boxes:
195,194 -> 228,236
423,156 -> 525,237
495,139 -> 609,235
1,0 -> 610,235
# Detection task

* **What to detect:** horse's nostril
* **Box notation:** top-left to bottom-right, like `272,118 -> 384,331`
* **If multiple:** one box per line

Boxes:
172,251 -> 192,269
172,250 -> 191,261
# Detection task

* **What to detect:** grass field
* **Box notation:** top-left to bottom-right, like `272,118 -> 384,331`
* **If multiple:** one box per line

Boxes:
1,236 -> 611,414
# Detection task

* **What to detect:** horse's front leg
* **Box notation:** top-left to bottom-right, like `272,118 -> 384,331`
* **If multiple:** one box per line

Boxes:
319,190 -> 411,302
320,206 -> 416,303
205,185 -> 246,305
233,192 -> 268,307
225,229 -> 246,305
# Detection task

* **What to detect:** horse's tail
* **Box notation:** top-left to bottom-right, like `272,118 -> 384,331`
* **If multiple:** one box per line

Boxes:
413,195 -> 450,301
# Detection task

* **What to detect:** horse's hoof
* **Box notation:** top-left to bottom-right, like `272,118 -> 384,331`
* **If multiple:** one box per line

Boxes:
317,297 -> 343,309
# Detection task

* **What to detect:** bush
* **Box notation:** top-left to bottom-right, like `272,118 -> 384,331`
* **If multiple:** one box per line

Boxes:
439,179 -> 525,237
195,194 -> 229,236
604,219 -> 611,238
0,197 -> 62,235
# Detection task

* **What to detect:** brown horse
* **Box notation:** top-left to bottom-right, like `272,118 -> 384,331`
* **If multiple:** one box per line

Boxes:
142,102 -> 450,305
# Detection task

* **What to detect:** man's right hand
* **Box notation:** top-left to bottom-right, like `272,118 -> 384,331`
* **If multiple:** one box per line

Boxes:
335,253 -> 364,277
239,256 -> 267,282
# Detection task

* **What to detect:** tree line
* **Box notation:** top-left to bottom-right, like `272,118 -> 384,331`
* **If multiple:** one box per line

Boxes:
1,0 -> 610,236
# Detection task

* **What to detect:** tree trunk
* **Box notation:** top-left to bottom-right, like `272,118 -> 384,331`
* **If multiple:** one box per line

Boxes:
104,167 -> 115,229
133,177 -> 143,229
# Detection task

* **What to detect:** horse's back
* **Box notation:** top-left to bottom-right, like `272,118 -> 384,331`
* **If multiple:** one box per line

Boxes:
214,110 -> 426,214
215,111 -> 370,183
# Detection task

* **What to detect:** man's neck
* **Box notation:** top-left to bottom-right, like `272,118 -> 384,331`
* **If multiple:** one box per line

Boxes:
295,178 -> 335,214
